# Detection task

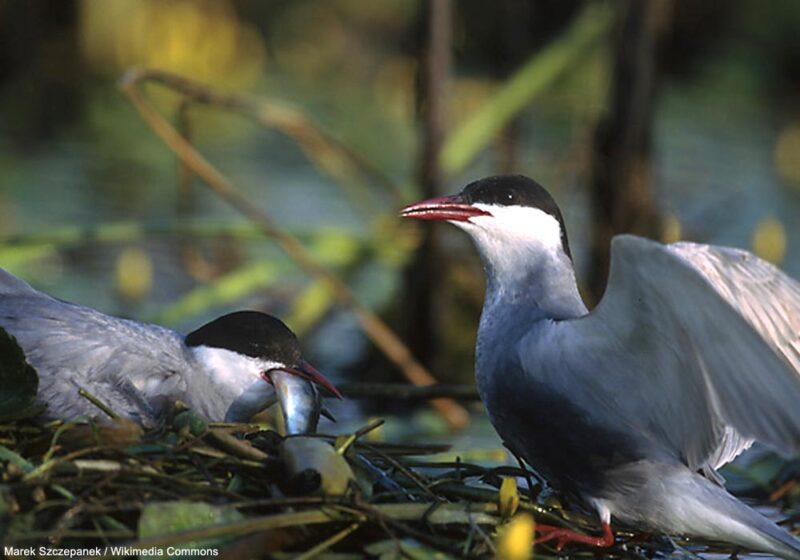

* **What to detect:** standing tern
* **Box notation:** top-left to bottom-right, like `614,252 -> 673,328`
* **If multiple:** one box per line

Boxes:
0,267 -> 341,430
401,175 -> 800,558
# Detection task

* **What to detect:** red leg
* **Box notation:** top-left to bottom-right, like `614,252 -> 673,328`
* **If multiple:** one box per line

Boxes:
535,521 -> 614,551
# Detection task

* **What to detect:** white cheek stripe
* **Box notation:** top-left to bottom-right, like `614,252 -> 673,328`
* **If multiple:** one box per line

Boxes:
458,204 -> 565,254
191,346 -> 281,388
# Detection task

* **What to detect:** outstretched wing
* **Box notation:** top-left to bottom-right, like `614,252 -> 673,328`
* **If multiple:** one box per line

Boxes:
534,236 -> 800,474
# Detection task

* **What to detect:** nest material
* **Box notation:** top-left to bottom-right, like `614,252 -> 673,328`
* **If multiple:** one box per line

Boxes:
2,410 -> 797,560
1,330 -> 797,559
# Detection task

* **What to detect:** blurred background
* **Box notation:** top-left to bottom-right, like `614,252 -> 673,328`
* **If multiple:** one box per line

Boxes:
1,0 -> 800,453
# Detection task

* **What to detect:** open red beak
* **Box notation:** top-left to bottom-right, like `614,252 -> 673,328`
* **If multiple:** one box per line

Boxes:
264,360 -> 343,399
399,194 -> 490,222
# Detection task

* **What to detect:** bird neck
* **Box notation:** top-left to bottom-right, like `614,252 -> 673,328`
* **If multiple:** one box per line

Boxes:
474,250 -> 586,401
180,346 -> 274,421
481,246 -> 587,322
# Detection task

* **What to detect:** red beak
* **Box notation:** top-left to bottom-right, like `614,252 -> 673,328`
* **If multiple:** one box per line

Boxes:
399,194 -> 490,222
264,360 -> 343,399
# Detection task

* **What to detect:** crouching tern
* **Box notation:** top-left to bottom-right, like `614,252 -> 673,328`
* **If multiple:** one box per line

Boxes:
401,175 -> 800,559
0,267 -> 341,430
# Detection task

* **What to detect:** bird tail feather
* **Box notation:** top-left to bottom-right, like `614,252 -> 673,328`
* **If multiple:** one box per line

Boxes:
719,485 -> 800,560
609,464 -> 800,560
665,470 -> 800,560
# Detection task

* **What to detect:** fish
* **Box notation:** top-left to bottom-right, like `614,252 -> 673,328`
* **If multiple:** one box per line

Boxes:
270,371 -> 322,435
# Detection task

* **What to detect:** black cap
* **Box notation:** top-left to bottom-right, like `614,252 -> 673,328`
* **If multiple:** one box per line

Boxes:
460,175 -> 571,259
185,311 -> 302,366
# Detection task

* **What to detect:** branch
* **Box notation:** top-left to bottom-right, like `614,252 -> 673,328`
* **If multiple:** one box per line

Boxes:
338,382 -> 479,401
118,69 -> 469,430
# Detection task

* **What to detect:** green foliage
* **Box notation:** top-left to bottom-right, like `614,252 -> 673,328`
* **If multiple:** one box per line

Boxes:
0,327 -> 39,422
172,410 -> 209,437
441,2 -> 615,174
0,446 -> 35,474
365,538 -> 459,560
138,501 -> 245,558
147,259 -> 286,326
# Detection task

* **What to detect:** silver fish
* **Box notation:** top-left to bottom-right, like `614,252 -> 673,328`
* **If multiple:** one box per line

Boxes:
271,371 -> 322,435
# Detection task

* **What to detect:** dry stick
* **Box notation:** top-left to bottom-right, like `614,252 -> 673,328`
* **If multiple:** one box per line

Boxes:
351,417 -> 386,440
338,382 -> 480,401
124,68 -> 402,205
290,521 -> 363,560
77,387 -> 120,420
119,68 -> 469,430
24,446 -> 107,481
331,418 -> 385,455
507,444 -> 542,501
359,442 -> 439,500
65,503 -> 500,559
175,99 -> 215,281
356,502 -> 466,557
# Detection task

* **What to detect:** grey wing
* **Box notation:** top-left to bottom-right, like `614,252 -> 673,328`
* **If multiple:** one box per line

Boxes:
669,241 -> 800,374
542,235 -> 800,474
669,241 -> 800,471
0,269 -> 188,423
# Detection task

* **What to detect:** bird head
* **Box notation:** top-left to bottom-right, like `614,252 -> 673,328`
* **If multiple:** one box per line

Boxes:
400,175 -> 572,280
185,311 -> 342,399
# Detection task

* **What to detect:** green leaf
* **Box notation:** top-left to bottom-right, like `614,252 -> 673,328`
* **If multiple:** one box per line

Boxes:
366,539 -> 458,560
146,260 -> 286,326
0,327 -> 39,422
172,410 -> 209,437
284,280 -> 335,335
0,446 -> 35,474
138,501 -> 245,559
441,2 -> 615,174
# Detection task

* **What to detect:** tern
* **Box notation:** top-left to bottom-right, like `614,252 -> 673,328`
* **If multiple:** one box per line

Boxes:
0,267 -> 341,429
401,175 -> 800,559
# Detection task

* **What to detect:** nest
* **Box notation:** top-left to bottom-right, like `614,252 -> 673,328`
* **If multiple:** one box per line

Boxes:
1,327 -> 797,559
2,409 -> 797,560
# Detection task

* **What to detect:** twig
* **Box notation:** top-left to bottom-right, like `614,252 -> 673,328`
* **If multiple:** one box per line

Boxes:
58,502 -> 501,559
175,98 -> 218,281
118,68 -> 469,430
430,481 -> 576,528
507,444 -> 542,501
122,68 -> 402,205
78,388 -> 120,420
352,418 -> 386,440
205,429 -> 269,462
359,442 -> 439,500
356,501 -> 466,558
24,446 -> 107,481
338,382 -> 480,400
466,501 -> 496,556
290,521 -> 363,560
332,418 -> 385,456
354,441 -> 451,455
